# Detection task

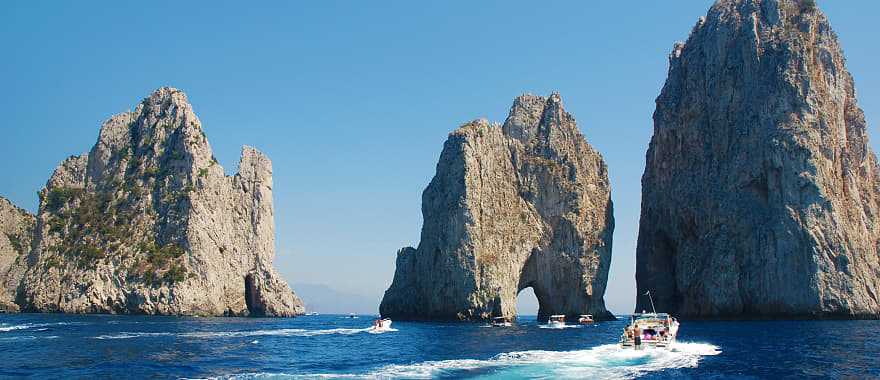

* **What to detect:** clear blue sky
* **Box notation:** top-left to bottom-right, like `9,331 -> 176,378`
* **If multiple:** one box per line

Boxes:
1,1 -> 877,314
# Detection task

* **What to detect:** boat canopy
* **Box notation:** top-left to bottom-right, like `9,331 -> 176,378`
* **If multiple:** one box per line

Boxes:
633,313 -> 670,319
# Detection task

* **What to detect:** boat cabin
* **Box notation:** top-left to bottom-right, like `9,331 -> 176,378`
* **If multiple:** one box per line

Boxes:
491,316 -> 513,326
548,315 -> 566,323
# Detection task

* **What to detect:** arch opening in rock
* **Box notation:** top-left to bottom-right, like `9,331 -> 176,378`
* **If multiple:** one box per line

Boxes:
516,287 -> 539,319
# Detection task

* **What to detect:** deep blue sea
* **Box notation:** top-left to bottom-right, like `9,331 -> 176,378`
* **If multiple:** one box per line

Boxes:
0,313 -> 877,379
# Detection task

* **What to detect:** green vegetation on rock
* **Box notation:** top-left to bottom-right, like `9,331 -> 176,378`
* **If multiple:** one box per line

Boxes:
45,187 -> 84,211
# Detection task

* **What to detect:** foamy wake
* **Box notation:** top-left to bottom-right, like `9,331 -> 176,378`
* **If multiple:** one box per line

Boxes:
210,342 -> 721,380
94,327 -> 396,340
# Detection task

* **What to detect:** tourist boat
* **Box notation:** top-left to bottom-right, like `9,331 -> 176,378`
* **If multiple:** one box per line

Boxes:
347,313 -> 358,319
578,314 -> 594,324
620,291 -> 680,348
491,316 -> 513,327
547,314 -> 567,328
370,318 -> 393,332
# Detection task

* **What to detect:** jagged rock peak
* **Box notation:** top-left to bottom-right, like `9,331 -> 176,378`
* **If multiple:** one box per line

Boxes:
636,0 -> 880,319
14,87 -> 304,317
501,92 -> 575,145
381,93 -> 614,322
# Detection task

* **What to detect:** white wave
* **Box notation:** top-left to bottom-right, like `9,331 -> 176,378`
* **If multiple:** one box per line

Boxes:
0,335 -> 60,341
209,342 -> 720,380
93,332 -> 176,340
94,327 -> 383,340
0,322 -> 83,332
538,324 -> 583,330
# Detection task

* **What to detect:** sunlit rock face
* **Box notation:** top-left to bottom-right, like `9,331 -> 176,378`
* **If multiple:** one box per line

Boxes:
10,87 -> 303,316
636,0 -> 880,319
381,93 -> 615,321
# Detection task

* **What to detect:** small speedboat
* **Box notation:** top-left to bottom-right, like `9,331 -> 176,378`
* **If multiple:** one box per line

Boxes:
347,313 -> 359,319
620,291 -> 679,349
370,318 -> 393,332
491,316 -> 513,327
547,315 -> 567,328
578,314 -> 594,324
620,313 -> 679,348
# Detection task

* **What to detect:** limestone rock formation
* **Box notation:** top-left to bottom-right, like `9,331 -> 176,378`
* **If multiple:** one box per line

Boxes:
0,197 -> 34,312
636,0 -> 880,318
9,87 -> 303,316
381,93 -> 614,321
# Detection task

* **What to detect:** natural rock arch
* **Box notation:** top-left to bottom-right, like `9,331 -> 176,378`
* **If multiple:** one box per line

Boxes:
380,93 -> 615,322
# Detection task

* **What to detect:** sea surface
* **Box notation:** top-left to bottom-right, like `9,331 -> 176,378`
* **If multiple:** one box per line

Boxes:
0,313 -> 877,379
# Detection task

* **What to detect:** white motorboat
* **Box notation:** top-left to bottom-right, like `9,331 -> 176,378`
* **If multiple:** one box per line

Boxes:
547,314 -> 567,328
370,318 -> 393,332
620,291 -> 680,348
578,314 -> 594,324
491,316 -> 513,327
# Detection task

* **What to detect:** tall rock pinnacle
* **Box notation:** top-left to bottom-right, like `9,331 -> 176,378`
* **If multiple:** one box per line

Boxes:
381,93 -> 615,321
636,0 -> 880,318
9,87 -> 304,316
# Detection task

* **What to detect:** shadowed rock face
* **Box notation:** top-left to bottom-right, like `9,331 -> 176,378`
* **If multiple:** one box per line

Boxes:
636,0 -> 880,319
8,87 -> 303,316
381,94 -> 614,321
0,198 -> 34,312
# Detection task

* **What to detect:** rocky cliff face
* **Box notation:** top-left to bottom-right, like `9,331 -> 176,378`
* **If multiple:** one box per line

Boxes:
381,94 -> 614,321
636,0 -> 880,318
0,198 -> 34,312
11,87 -> 303,316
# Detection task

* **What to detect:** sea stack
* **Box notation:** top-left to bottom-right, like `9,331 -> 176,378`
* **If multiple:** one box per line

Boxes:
381,93 -> 614,321
6,87 -> 304,316
636,0 -> 880,318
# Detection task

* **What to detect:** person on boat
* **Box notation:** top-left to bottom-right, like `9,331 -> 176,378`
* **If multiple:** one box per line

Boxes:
634,327 -> 642,347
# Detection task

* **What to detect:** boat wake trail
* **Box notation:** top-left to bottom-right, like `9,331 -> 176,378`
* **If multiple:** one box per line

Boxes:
214,342 -> 720,379
538,324 -> 583,330
93,327 -> 392,340
368,342 -> 720,379
367,328 -> 398,335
